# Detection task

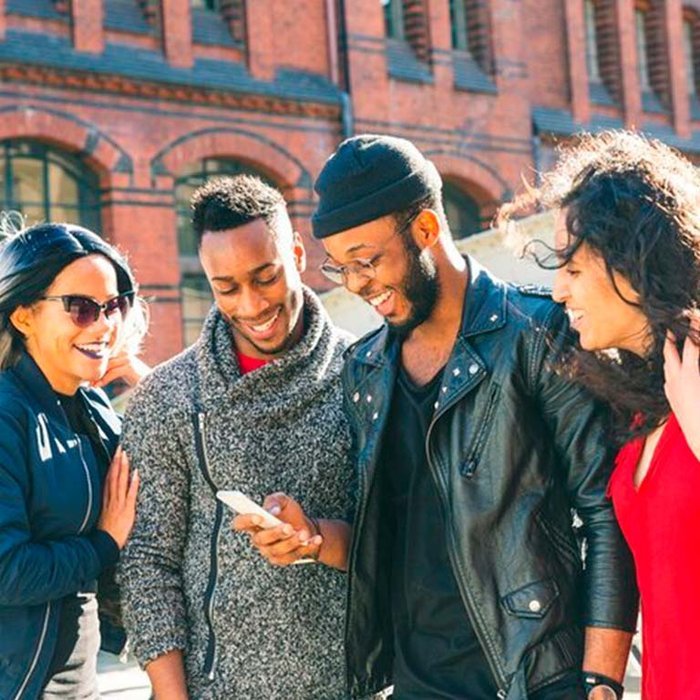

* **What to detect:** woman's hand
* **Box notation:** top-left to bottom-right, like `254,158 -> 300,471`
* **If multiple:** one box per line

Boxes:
232,492 -> 322,567
94,350 -> 150,388
98,447 -> 140,549
664,329 -> 700,460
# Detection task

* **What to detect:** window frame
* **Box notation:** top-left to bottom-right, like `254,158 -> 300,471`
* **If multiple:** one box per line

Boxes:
584,0 -> 602,84
449,0 -> 469,52
382,0 -> 406,41
0,140 -> 100,231
635,5 -> 652,93
441,179 -> 483,240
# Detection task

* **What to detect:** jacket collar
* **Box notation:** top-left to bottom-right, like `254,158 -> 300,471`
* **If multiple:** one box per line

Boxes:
12,352 -> 67,421
11,352 -> 105,427
353,256 -> 507,368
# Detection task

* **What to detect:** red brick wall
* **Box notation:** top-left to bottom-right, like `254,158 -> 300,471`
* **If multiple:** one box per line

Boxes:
1,0 -> 698,363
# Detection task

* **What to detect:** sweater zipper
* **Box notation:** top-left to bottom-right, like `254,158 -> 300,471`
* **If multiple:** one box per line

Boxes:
12,601 -> 52,700
194,412 -> 223,682
425,413 -> 509,698
344,440 -> 368,695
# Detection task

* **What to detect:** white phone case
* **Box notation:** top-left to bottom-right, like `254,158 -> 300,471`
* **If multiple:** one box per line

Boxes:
216,490 -> 316,565
216,490 -> 283,529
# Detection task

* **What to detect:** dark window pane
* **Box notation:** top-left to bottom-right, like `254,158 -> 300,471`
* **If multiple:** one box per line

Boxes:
449,0 -> 469,51
442,180 -> 481,239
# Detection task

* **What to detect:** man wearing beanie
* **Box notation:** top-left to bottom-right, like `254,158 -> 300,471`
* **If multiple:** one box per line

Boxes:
241,136 -> 637,700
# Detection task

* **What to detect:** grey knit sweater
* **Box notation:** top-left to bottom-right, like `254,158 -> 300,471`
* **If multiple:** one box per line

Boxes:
119,288 -> 354,699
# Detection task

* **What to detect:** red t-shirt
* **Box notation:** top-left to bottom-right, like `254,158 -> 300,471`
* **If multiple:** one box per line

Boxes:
608,413 -> 700,699
235,349 -> 270,375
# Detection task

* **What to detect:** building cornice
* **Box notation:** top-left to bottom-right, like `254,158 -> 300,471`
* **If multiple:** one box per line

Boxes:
0,62 -> 341,120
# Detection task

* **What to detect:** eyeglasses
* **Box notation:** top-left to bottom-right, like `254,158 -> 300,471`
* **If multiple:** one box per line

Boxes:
40,292 -> 135,328
319,213 -> 419,286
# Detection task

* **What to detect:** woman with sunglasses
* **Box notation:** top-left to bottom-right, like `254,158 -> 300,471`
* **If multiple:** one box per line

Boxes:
503,131 -> 700,699
0,221 -> 148,700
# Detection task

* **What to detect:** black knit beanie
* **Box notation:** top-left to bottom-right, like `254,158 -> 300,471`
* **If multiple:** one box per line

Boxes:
311,134 -> 442,239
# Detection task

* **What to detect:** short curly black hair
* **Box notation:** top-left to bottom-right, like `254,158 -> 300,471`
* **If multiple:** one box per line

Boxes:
191,175 -> 287,245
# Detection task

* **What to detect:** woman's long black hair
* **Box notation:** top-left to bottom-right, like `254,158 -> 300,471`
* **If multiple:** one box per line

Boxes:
501,131 -> 700,441
0,219 -> 139,370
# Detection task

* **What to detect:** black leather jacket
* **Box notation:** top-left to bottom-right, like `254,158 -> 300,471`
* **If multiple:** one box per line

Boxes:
341,260 -> 638,700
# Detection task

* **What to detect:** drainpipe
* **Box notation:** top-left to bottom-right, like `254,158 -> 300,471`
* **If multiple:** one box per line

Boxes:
327,0 -> 354,138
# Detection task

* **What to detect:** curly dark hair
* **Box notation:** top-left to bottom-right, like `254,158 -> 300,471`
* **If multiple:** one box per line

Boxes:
191,174 -> 287,245
501,130 -> 700,441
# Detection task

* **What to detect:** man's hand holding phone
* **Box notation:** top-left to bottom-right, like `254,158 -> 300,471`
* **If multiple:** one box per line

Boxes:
229,492 -> 323,566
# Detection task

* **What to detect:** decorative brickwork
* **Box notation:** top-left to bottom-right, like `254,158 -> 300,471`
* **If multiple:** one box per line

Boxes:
1,0 -> 699,361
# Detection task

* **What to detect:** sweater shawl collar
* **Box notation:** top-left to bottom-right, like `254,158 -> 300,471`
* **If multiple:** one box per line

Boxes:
194,286 -> 343,424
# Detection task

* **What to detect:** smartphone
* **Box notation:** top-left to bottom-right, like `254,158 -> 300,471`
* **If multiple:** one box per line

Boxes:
216,490 -> 283,529
217,490 -> 316,565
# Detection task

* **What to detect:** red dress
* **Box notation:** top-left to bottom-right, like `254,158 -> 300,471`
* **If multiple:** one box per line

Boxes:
609,413 -> 700,699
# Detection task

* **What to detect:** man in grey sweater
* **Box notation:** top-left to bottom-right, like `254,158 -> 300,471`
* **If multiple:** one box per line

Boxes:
119,176 -> 354,699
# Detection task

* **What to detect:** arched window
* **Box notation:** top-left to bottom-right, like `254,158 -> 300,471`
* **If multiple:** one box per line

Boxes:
0,140 -> 100,230
442,180 -> 482,240
175,158 -> 275,346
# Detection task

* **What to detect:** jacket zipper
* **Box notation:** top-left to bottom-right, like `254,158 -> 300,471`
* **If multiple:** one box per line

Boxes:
75,438 -> 93,534
425,414 -> 509,698
194,412 -> 223,682
460,384 -> 500,477
12,601 -> 51,700
55,401 -> 94,535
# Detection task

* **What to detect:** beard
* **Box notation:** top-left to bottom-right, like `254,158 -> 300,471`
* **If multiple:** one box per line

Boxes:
389,236 -> 441,336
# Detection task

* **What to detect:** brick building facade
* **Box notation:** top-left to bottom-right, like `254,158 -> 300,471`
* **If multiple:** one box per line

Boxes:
1,0 -> 699,362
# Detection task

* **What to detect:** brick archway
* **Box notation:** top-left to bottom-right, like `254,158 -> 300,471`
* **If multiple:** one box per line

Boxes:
424,149 -> 510,207
0,106 -> 133,186
150,128 -> 312,195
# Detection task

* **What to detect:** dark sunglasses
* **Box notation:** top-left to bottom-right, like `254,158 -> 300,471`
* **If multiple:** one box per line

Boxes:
40,292 -> 135,328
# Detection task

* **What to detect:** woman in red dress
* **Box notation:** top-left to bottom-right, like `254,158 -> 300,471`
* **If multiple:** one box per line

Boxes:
521,131 -> 700,699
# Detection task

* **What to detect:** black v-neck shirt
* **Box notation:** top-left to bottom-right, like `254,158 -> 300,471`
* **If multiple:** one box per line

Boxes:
380,367 -> 497,699
379,367 -> 586,699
